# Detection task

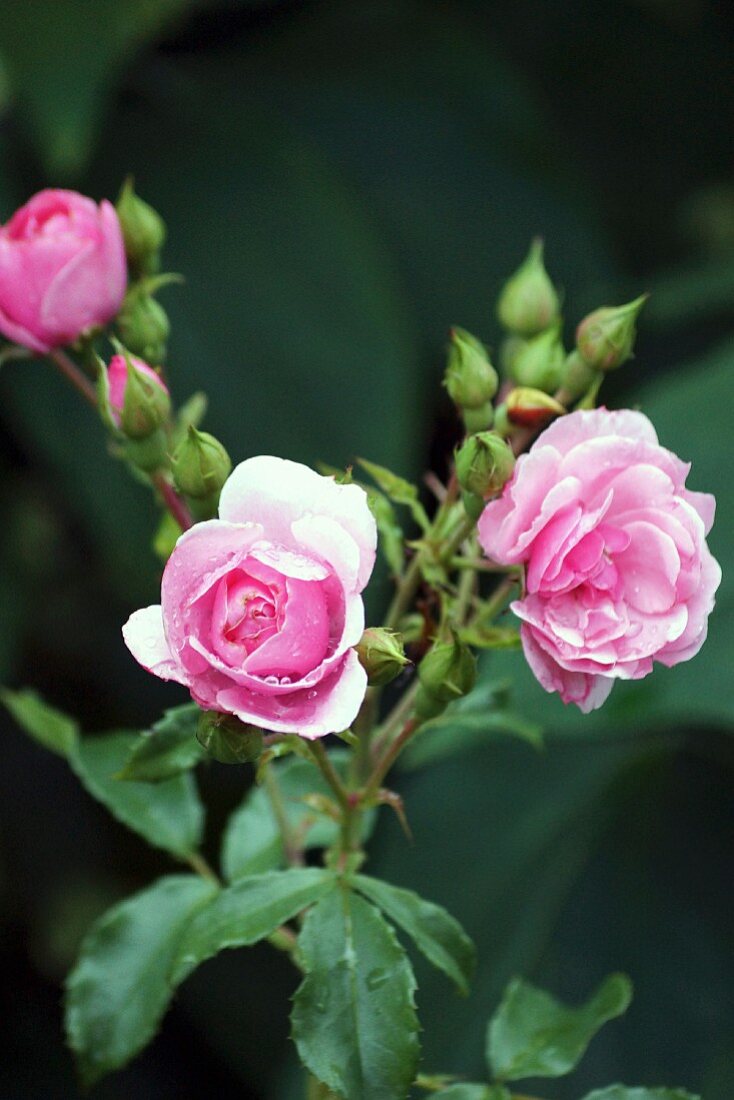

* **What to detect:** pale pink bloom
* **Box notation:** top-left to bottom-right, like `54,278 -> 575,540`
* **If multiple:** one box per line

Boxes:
106,353 -> 168,427
478,408 -> 721,712
0,189 -> 126,353
123,457 -> 377,738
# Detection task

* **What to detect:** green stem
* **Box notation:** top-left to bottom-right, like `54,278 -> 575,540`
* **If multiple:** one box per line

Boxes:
383,549 -> 425,633
361,716 -> 421,805
49,347 -> 97,407
370,677 -> 420,761
476,575 -> 517,624
185,850 -> 220,886
307,741 -> 350,812
263,762 -> 304,867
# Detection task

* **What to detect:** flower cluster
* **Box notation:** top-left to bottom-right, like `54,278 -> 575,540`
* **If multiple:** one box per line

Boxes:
0,187 -> 720,731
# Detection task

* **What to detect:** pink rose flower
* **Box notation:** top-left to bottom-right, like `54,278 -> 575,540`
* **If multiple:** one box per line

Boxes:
123,456 -> 377,738
106,353 -> 168,427
478,408 -> 721,712
0,189 -> 127,354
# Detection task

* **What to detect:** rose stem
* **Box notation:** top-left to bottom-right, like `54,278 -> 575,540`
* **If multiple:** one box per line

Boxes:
48,347 -> 194,531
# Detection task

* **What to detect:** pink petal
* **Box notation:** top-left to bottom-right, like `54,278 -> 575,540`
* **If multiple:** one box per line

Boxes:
216,649 -> 368,738
616,520 -> 681,614
218,456 -> 377,591
244,575 -> 330,678
682,489 -> 716,535
122,605 -> 189,684
536,407 -> 658,456
657,544 -> 722,666
521,624 -> 614,712
161,520 -> 265,657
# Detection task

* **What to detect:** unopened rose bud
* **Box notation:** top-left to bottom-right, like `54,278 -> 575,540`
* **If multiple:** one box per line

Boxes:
356,627 -> 410,687
496,238 -> 560,337
416,632 -> 477,718
499,335 -> 527,377
560,349 -> 600,403
196,710 -> 263,764
444,327 -> 499,410
455,432 -> 515,499
0,189 -> 126,354
116,178 -> 166,275
506,387 -> 565,429
511,322 -> 565,393
117,290 -> 170,365
576,294 -> 648,371
172,425 -> 232,503
106,352 -> 170,439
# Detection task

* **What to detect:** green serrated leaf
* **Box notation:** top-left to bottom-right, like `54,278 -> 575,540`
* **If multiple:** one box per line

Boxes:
581,1089 -> 699,1100
487,973 -> 633,1082
170,869 -> 334,985
358,457 -> 430,531
1,686 -> 79,757
70,731 -> 204,859
292,887 -> 420,1100
118,704 -> 203,782
222,753 -> 374,881
65,874 -> 217,1087
354,874 -> 476,996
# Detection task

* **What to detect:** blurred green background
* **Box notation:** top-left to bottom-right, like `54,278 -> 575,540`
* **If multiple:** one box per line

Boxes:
1,1 -> 733,1097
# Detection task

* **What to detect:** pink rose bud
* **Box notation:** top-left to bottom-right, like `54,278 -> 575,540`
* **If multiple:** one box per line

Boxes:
122,457 -> 378,739
106,353 -> 170,435
478,408 -> 721,712
0,189 -> 127,354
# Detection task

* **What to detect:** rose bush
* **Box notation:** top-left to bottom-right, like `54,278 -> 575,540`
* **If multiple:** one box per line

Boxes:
0,189 -> 126,353
123,456 -> 376,737
478,408 -> 721,711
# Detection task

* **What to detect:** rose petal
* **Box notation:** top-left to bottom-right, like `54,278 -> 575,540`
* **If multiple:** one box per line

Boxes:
122,605 -> 189,685
216,649 -> 368,738
219,456 -> 376,591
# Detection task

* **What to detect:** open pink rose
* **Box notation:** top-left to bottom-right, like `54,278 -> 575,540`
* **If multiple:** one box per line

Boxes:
0,189 -> 126,354
123,456 -> 377,738
106,353 -> 168,427
478,408 -> 721,712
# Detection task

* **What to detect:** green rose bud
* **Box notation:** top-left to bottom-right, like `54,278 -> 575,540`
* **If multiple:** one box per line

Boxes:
117,290 -> 170,365
355,627 -> 410,687
415,632 -> 477,718
496,238 -> 560,337
575,294 -> 648,371
511,321 -> 566,393
119,355 -> 171,439
196,711 -> 264,764
172,425 -> 232,501
455,431 -> 515,498
560,349 -> 600,403
444,327 -> 499,409
116,177 -> 166,275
